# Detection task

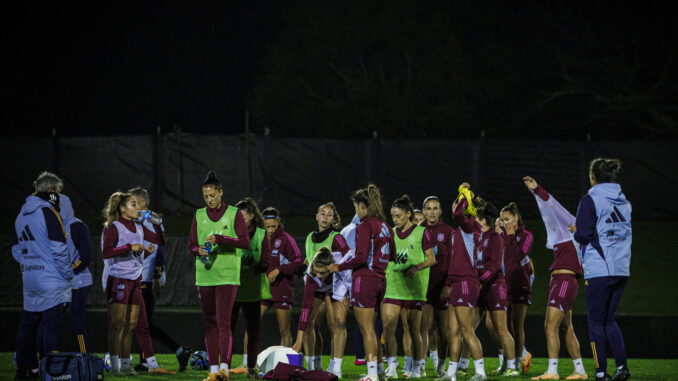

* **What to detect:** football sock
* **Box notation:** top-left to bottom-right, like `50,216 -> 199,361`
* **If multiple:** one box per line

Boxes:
573,358 -> 586,374
547,359 -> 558,375
474,359 -> 486,377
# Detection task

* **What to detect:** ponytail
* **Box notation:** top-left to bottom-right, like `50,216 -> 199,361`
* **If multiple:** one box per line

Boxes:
501,201 -> 524,227
310,247 -> 334,277
476,201 -> 499,228
352,184 -> 386,221
392,194 -> 415,221
102,191 -> 132,228
236,197 -> 265,228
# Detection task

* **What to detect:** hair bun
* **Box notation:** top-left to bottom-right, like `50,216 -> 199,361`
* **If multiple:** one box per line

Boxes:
202,170 -> 221,188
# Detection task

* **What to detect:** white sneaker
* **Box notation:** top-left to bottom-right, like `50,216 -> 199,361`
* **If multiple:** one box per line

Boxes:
402,370 -> 411,378
386,367 -> 398,379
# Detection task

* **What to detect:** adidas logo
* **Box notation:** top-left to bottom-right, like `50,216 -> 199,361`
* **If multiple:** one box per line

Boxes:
457,298 -> 463,303
550,299 -> 556,304
18,225 -> 36,242
605,206 -> 627,224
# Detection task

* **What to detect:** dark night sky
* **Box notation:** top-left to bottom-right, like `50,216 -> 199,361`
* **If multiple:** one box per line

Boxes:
2,2 -> 273,136
2,3 -> 675,138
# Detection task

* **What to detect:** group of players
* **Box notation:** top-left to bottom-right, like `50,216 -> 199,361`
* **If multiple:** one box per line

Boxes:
13,157 -> 632,381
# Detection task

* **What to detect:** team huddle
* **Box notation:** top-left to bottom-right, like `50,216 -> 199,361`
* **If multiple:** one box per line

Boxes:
12,157 -> 633,381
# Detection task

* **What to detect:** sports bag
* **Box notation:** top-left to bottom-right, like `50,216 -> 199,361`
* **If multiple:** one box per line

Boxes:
40,352 -> 104,381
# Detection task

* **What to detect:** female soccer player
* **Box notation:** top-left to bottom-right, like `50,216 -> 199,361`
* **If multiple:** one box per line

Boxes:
440,183 -> 486,381
383,194 -> 435,379
329,184 -> 394,381
486,202 -> 534,374
188,171 -> 251,380
259,206 -> 302,347
523,176 -> 587,380
303,202 -> 349,371
231,197 -> 268,379
475,202 -> 519,377
413,209 -> 425,226
101,191 -> 164,376
292,247 -> 337,366
573,159 -> 631,381
421,196 -> 454,378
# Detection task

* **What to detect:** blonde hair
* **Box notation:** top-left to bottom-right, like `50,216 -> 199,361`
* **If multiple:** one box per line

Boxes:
318,202 -> 342,231
102,191 -> 132,228
352,184 -> 386,221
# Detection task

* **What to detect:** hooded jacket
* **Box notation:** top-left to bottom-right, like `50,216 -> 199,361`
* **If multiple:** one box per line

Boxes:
12,195 -> 72,311
574,183 -> 632,279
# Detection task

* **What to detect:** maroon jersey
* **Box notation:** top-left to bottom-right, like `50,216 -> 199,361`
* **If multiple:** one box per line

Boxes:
502,228 -> 534,292
188,201 -> 250,255
260,225 -> 302,302
475,229 -> 505,285
446,199 -> 482,284
424,220 -> 455,284
297,274 -> 332,331
338,216 -> 395,279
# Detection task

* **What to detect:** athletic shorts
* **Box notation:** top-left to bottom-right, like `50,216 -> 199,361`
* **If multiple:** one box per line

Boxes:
548,274 -> 578,312
314,291 -> 331,301
479,279 -> 509,311
350,274 -> 386,309
106,275 -> 142,305
383,298 -> 425,310
509,290 -> 532,305
426,280 -> 449,310
261,299 -> 292,310
448,277 -> 481,308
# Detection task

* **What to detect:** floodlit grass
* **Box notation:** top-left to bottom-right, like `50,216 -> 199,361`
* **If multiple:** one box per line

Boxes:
2,352 -> 677,380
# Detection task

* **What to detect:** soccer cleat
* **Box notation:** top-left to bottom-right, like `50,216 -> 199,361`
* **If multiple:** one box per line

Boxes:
565,372 -> 588,380
202,373 -> 219,381
120,368 -> 137,376
456,368 -> 468,377
435,375 -> 456,381
521,351 -> 532,373
177,347 -> 193,372
133,363 -> 148,372
504,368 -> 520,377
357,376 -> 379,381
231,365 -> 248,374
402,370 -> 411,378
493,361 -> 507,375
246,368 -> 260,379
531,373 -> 560,380
436,362 -> 446,378
104,352 -> 112,372
109,369 -> 124,377
468,375 -> 488,381
386,367 -> 399,379
356,358 -> 367,366
595,375 -> 611,381
612,367 -> 630,381
148,367 -> 176,374
420,370 -> 426,377
216,368 -> 231,380
409,371 -> 422,379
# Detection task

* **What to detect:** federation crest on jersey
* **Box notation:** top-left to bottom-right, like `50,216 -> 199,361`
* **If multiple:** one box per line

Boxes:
483,239 -> 488,247
437,233 -> 444,242
274,239 -> 282,248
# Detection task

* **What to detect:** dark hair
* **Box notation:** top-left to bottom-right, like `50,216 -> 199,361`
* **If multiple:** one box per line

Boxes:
501,202 -> 524,227
476,201 -> 499,228
318,202 -> 342,231
262,206 -> 280,220
589,158 -> 622,183
422,196 -> 440,209
202,170 -> 221,189
310,247 -> 334,277
351,184 -> 386,221
128,186 -> 149,204
236,197 -> 265,228
392,194 -> 415,221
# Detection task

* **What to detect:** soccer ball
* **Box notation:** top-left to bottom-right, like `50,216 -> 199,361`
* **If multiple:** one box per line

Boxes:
104,352 -> 111,372
190,351 -> 209,370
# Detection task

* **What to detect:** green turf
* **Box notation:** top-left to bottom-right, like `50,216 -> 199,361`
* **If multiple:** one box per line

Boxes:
3,353 -> 677,380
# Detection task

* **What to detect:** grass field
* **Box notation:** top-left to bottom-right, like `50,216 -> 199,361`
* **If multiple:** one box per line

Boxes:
3,353 -> 677,381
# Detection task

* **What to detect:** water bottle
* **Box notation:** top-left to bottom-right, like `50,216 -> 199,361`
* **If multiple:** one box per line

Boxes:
200,242 -> 213,268
140,210 -> 163,225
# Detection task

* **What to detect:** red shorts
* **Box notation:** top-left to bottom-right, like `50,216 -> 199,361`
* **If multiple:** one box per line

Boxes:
314,291 -> 331,301
383,298 -> 425,311
106,276 -> 142,305
261,299 -> 292,310
548,274 -> 578,312
509,291 -> 532,305
426,280 -> 449,310
479,280 -> 509,311
350,274 -> 386,309
448,277 -> 481,308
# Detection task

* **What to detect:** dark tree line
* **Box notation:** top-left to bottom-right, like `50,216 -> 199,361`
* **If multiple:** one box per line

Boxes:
248,2 -> 677,140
